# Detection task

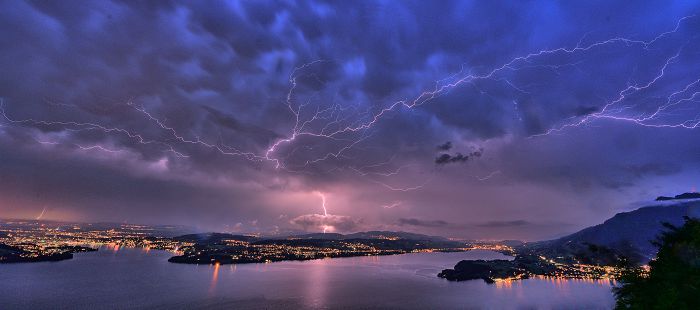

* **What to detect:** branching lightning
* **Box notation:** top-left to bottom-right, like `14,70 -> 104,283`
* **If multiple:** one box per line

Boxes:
534,45 -> 700,136
259,14 -> 700,174
0,98 -> 189,158
0,15 -> 697,197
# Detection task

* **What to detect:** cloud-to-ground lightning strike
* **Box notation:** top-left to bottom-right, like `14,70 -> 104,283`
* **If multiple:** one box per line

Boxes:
5,7 -> 700,304
313,191 -> 330,233
35,206 -> 48,220
1,15 -> 698,186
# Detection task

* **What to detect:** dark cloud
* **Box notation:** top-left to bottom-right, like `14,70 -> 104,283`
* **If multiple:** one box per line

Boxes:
436,141 -> 452,151
290,214 -> 361,232
435,149 -> 483,165
0,1 -> 699,240
624,163 -> 681,178
200,105 -> 280,142
397,218 -> 450,228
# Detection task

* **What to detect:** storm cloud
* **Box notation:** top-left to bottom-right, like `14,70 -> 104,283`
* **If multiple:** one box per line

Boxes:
435,148 -> 483,165
290,214 -> 361,232
1,1 -> 699,240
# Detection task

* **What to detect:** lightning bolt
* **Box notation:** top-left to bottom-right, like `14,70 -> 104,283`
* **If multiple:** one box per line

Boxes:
263,15 -> 699,172
381,201 -> 402,209
36,206 -> 48,220
476,170 -> 501,181
0,98 -> 189,158
125,100 -> 264,161
533,48 -> 700,136
366,176 -> 433,192
313,191 -> 330,233
0,14 -> 695,191
75,144 -> 123,153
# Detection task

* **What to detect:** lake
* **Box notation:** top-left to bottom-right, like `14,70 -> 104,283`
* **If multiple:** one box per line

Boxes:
0,246 -> 615,309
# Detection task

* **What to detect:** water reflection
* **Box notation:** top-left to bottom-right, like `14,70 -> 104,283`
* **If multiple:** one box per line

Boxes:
209,263 -> 220,294
530,275 -> 616,287
0,248 -> 616,309
103,243 -> 121,252
304,259 -> 330,307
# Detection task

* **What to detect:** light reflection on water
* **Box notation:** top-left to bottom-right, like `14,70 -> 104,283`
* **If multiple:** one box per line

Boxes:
0,246 -> 615,309
209,263 -> 220,294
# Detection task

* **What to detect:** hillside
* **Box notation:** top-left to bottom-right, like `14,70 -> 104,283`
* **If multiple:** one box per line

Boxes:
526,199 -> 699,264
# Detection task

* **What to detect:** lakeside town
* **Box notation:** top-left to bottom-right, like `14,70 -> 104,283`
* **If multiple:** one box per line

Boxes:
1,219 -> 628,282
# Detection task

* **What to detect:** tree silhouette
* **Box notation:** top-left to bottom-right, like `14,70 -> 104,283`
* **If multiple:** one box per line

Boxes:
614,217 -> 700,309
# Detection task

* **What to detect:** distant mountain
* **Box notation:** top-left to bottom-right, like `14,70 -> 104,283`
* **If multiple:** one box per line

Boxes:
173,231 -> 463,249
289,233 -> 345,240
173,233 -> 258,243
268,231 -> 452,242
656,192 -> 700,201
500,240 -> 525,247
170,230 -> 466,265
0,219 -> 197,238
345,231 -> 452,242
525,199 -> 700,264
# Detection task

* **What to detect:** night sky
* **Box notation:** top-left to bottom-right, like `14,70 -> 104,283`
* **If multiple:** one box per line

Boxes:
1,1 -> 700,240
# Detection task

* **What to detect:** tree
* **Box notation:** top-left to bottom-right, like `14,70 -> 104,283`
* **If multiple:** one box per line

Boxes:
614,217 -> 700,309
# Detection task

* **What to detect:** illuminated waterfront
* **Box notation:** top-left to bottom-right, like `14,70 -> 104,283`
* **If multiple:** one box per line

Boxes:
0,220 -> 190,251
1,220 -> 627,282
0,247 -> 615,309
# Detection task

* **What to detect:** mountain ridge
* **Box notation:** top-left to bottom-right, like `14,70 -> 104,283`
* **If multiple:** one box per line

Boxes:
525,199 -> 699,264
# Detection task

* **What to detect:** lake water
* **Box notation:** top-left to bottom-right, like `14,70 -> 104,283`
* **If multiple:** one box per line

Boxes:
0,246 -> 615,309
